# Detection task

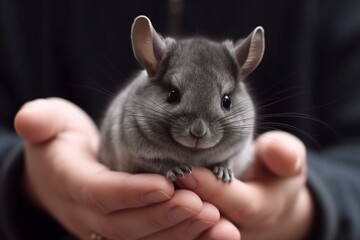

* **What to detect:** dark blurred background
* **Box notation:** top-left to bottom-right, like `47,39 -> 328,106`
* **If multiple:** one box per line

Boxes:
1,0 -> 359,149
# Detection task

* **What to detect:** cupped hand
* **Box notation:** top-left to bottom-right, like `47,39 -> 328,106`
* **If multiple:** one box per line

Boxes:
179,131 -> 313,240
14,98 -> 222,240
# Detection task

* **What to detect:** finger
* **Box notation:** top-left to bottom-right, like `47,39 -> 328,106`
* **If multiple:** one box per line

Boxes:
141,202 -> 220,240
77,171 -> 175,213
69,198 -> 209,240
198,218 -> 240,240
256,131 -> 306,177
97,190 -> 204,240
178,168 -> 262,226
179,164 -> 307,227
14,99 -> 65,143
14,98 -> 99,144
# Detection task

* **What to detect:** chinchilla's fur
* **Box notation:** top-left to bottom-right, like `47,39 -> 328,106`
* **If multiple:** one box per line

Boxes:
99,16 -> 265,182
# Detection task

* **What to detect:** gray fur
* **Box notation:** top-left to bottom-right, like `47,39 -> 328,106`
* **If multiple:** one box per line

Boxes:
99,16 -> 264,182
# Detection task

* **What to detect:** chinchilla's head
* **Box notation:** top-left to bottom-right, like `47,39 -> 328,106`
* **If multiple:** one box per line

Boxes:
128,15 -> 264,154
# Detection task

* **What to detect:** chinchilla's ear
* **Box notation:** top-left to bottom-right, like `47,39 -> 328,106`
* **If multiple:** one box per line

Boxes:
233,27 -> 265,77
131,15 -> 168,77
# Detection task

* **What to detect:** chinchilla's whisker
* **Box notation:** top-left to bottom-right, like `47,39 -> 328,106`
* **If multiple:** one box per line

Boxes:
144,97 -> 179,119
256,91 -> 307,111
67,73 -> 115,98
100,54 -> 130,80
257,111 -> 338,138
255,72 -> 301,97
257,121 -> 321,148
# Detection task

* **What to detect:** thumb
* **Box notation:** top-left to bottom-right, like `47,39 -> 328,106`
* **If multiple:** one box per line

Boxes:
255,131 -> 306,177
14,99 -> 65,143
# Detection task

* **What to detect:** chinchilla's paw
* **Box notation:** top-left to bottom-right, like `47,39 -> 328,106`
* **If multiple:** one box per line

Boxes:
166,164 -> 192,181
212,165 -> 234,182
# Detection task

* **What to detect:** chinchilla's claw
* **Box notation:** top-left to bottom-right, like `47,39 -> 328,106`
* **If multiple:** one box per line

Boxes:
166,164 -> 192,181
212,166 -> 234,182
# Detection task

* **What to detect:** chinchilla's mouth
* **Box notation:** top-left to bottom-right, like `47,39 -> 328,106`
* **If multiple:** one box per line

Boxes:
170,122 -> 223,150
174,135 -> 221,150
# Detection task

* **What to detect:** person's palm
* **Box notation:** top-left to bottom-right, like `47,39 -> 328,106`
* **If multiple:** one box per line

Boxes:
14,98 -> 235,240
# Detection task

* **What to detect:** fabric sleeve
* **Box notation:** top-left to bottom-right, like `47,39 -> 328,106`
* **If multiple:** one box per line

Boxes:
0,131 -> 70,240
304,0 -> 360,239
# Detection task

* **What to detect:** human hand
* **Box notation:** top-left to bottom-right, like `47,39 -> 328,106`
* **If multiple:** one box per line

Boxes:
178,131 -> 313,240
14,98 -> 226,240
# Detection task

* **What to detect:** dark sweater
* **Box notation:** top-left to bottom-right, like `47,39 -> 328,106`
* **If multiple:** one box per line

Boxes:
1,0 -> 360,239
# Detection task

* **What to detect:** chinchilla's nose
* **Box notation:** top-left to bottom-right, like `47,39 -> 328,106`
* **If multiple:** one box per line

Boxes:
190,119 -> 207,138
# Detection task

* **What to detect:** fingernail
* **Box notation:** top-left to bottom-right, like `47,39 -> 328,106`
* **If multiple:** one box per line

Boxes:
187,220 -> 214,235
178,174 -> 198,190
142,190 -> 171,204
169,207 -> 197,222
285,142 -> 301,173
293,152 -> 301,172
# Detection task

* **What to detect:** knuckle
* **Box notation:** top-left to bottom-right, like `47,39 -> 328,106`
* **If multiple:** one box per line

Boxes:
147,215 -> 166,230
116,190 -> 134,209
101,219 -> 130,240
80,183 -> 109,214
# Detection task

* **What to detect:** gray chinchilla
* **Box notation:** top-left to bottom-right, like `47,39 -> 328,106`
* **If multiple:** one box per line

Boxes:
99,15 -> 265,182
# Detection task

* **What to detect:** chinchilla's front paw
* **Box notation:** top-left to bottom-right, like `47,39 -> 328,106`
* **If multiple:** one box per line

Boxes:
212,164 -> 234,182
166,164 -> 192,181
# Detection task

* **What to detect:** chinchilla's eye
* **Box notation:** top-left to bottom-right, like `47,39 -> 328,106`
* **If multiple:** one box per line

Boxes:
222,94 -> 231,109
166,88 -> 181,104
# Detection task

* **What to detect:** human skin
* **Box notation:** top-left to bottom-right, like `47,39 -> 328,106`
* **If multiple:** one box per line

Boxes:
178,131 -> 313,240
14,98 -> 225,240
14,98 -> 312,240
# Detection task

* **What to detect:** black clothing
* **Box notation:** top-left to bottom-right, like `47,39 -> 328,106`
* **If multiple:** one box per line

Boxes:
1,0 -> 360,239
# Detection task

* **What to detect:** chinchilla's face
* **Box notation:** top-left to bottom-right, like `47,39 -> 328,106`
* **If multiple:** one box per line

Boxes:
133,39 -> 255,152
